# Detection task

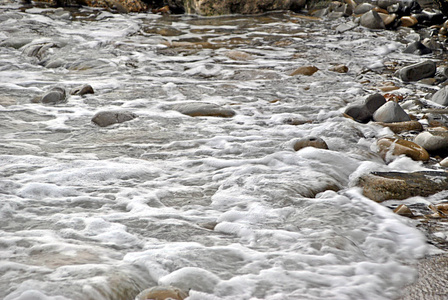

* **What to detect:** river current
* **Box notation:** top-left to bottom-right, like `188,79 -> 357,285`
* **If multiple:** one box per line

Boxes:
0,1 -> 442,299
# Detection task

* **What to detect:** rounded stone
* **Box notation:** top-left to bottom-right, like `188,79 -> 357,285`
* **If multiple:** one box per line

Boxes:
329,64 -> 348,73
360,10 -> 386,30
70,84 -> 94,96
135,286 -> 188,300
372,101 -> 411,123
91,110 -> 138,127
169,102 -> 236,118
294,136 -> 328,151
400,16 -> 418,27
398,60 -> 437,82
377,137 -> 429,161
431,86 -> 448,106
354,3 -> 374,15
290,66 -> 319,76
414,131 -> 448,152
374,120 -> 423,133
40,87 -> 66,104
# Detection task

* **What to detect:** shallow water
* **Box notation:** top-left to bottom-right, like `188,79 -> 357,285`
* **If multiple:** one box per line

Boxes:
0,2 -> 443,300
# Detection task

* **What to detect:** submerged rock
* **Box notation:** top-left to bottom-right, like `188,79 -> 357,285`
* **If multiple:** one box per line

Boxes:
91,110 -> 137,127
135,286 -> 188,300
358,171 -> 448,202
70,84 -> 94,96
290,66 -> 319,76
376,137 -> 429,161
169,102 -> 236,118
293,136 -> 328,151
403,41 -> 432,55
39,87 -> 67,104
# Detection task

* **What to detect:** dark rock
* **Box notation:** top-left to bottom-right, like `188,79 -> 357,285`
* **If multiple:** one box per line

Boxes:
365,93 -> 386,115
70,84 -> 94,96
344,93 -> 386,123
357,171 -> 448,202
360,10 -> 386,30
431,86 -> 448,106
293,136 -> 328,151
169,102 -> 236,118
373,101 -> 411,123
91,111 -> 137,127
403,41 -> 432,55
398,60 -> 436,82
40,87 -> 66,104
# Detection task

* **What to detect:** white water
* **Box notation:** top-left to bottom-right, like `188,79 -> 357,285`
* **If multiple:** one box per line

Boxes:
0,2 -> 438,299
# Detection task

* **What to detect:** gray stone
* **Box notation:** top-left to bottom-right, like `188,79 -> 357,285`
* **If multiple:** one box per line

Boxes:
431,86 -> 448,106
398,60 -> 437,82
344,93 -> 386,123
40,87 -> 66,104
91,111 -> 137,127
364,93 -> 386,114
354,3 -> 375,15
169,102 -> 236,118
335,22 -> 358,33
45,58 -> 66,69
377,0 -> 397,9
360,10 -> 386,30
403,41 -> 432,55
358,171 -> 448,202
373,101 -> 411,123
414,131 -> 448,152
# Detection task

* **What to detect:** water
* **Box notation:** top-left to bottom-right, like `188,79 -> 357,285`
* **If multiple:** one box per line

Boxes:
0,2 -> 440,299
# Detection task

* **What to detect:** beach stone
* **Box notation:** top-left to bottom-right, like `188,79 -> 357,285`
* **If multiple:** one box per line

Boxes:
70,84 -> 94,96
135,286 -> 188,300
329,64 -> 348,73
290,66 -> 319,76
414,131 -> 448,153
225,50 -> 253,61
398,60 -> 436,82
378,13 -> 397,26
169,102 -> 236,118
373,101 -> 411,123
185,0 -> 306,16
393,204 -> 414,217
403,41 -> 432,55
358,171 -> 448,202
91,110 -> 137,127
426,113 -> 448,127
40,87 -> 66,104
376,137 -> 430,161
44,58 -> 66,69
81,0 -> 148,12
377,0 -> 396,9
354,3 -> 375,15
431,86 -> 448,106
344,93 -> 386,123
440,156 -> 448,167
293,136 -> 328,151
360,10 -> 386,30
374,120 -> 423,133
400,16 -> 418,27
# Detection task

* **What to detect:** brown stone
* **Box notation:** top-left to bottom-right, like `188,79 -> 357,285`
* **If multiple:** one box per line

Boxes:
357,171 -> 448,202
373,120 -> 423,133
136,286 -> 188,300
376,137 -> 429,161
400,16 -> 418,27
290,66 -> 319,76
82,0 -> 148,12
225,50 -> 253,61
293,136 -> 328,151
394,204 -> 414,217
329,64 -> 348,73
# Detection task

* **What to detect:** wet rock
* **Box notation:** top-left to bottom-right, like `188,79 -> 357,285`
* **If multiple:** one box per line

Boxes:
293,136 -> 328,151
358,171 -> 448,202
344,93 -> 386,123
44,58 -> 66,69
81,0 -> 148,12
354,3 -> 375,15
70,84 -> 94,96
403,41 -> 432,55
331,3 -> 353,17
376,137 -> 429,161
158,267 -> 220,294
0,37 -> 33,49
414,130 -> 448,153
400,16 -> 418,27
374,120 -> 423,133
169,102 -> 236,118
398,60 -> 436,82
335,21 -> 358,33
135,286 -> 188,300
22,42 -> 56,60
290,66 -> 319,76
91,110 -> 137,127
40,87 -> 67,104
377,0 -> 396,9
185,0 -> 306,16
431,86 -> 448,106
378,13 -> 397,27
360,10 -> 386,30
329,64 -> 348,73
225,50 -> 253,61
394,204 -> 414,217
373,101 -> 411,123
426,113 -> 448,127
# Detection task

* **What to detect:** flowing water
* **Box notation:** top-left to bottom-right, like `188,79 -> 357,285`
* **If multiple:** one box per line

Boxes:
0,2 -> 444,299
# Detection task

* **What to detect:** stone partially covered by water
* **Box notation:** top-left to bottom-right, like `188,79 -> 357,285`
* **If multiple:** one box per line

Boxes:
167,102 -> 236,118
91,110 -> 138,127
358,171 -> 448,202
135,286 -> 188,300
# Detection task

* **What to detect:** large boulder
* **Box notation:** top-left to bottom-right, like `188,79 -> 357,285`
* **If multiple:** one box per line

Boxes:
357,171 -> 448,202
184,0 -> 306,16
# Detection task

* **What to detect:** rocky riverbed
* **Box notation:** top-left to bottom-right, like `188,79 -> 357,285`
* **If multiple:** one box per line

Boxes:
1,0 -> 448,299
